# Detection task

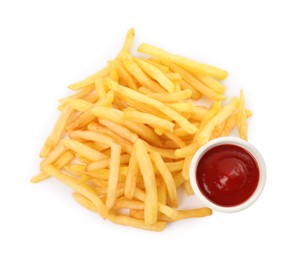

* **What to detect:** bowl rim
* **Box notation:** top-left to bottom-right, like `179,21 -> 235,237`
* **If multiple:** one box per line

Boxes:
189,137 -> 266,213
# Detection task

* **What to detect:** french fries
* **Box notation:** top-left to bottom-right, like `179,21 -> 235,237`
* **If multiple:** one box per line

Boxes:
33,28 -> 252,231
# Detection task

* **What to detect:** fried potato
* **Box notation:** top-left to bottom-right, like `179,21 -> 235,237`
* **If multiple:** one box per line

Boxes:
34,28 -> 253,232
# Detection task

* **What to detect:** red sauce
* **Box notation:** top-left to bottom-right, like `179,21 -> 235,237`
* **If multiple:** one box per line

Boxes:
196,144 -> 259,207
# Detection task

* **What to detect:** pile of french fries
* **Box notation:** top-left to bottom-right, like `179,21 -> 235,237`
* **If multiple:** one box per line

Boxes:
32,28 -> 250,231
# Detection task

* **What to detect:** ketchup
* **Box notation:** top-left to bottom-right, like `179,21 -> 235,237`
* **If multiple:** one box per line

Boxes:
196,144 -> 259,207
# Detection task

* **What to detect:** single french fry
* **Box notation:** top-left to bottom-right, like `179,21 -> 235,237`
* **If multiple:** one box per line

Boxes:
69,130 -> 114,146
199,101 -> 222,129
122,54 -> 164,92
114,60 -> 137,90
165,160 -> 184,173
196,75 -> 226,94
106,143 -> 121,210
68,66 -> 109,90
150,152 -> 178,207
114,199 -> 144,210
124,149 -> 139,200
68,99 -> 93,112
157,182 -> 167,205
175,142 -> 199,158
162,60 -> 225,100
138,43 -> 228,79
63,140 -> 108,161
134,139 -> 158,225
163,131 -> 186,148
184,181 -> 194,195
182,155 -> 193,180
124,110 -> 175,132
86,153 -> 130,171
40,106 -> 74,157
72,192 -> 97,212
107,213 -> 166,232
237,89 -> 248,140
87,123 -> 133,154
141,89 -> 192,103
41,164 -> 107,218
159,208 -> 212,222
179,80 -> 202,100
117,28 -> 135,59
135,58 -> 175,92
197,97 -> 240,145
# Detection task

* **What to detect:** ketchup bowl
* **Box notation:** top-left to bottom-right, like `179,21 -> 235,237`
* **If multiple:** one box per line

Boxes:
189,137 -> 266,213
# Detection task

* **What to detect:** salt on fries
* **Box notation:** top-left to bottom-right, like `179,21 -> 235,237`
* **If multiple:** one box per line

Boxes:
33,28 -> 251,231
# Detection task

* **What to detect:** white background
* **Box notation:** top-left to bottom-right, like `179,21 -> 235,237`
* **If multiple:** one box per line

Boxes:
1,0 -> 294,259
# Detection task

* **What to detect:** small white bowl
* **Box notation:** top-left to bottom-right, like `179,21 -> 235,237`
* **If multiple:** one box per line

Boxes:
189,137 -> 266,213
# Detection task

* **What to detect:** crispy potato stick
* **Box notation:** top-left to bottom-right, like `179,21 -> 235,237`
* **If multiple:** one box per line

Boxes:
41,164 -> 107,218
107,213 -> 166,232
68,99 -> 93,112
117,28 -> 135,59
135,58 -> 175,92
189,103 -> 208,121
184,181 -> 194,196
144,59 -> 170,73
199,101 -> 222,129
58,86 -> 93,110
165,72 -> 182,82
122,54 -> 164,92
68,66 -> 109,90
163,131 -> 186,148
94,77 -> 106,98
138,43 -> 228,79
198,97 -> 240,145
40,143 -> 67,166
167,102 -> 192,113
109,61 -> 119,81
40,106 -> 74,157
69,130 -> 114,146
113,60 -> 137,90
179,80 -> 201,100
182,155 -> 193,180
157,182 -> 167,204
173,172 -> 185,187
150,152 -> 178,207
219,112 -> 238,137
124,110 -> 175,132
106,143 -> 121,210
87,154 -> 130,171
159,208 -> 213,222
175,141 -> 199,158
91,106 -> 163,146
162,60 -> 225,100
31,151 -> 74,183
72,192 -> 97,212
124,149 -> 139,199
237,89 -> 248,140
63,140 -> 108,161
87,123 -> 133,154
114,199 -> 144,210
143,141 -> 179,159
140,89 -> 192,103
196,74 -> 226,94
134,140 -> 158,225
165,160 -> 184,172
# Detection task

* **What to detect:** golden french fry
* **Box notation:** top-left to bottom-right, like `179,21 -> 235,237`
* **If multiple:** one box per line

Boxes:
237,89 -> 248,140
161,60 -> 225,100
150,151 -> 178,207
122,54 -> 164,92
107,213 -> 166,232
63,139 -> 108,161
41,164 -> 107,218
106,143 -> 121,210
86,154 -> 130,171
124,149 -> 139,200
134,139 -> 158,225
197,97 -> 240,145
40,106 -> 74,157
138,43 -> 228,80
124,110 -> 175,132
135,58 -> 175,93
